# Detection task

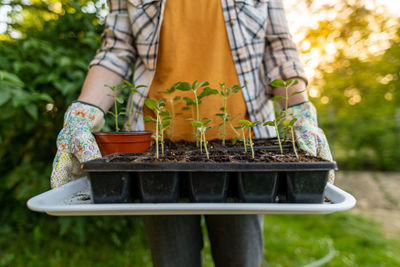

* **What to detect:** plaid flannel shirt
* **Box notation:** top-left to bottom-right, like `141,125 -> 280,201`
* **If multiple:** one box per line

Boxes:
89,0 -> 307,138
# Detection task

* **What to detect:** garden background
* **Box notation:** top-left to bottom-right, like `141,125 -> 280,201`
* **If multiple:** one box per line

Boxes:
0,0 -> 399,265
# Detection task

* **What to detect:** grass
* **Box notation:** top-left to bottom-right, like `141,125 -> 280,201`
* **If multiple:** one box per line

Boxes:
1,211 -> 399,266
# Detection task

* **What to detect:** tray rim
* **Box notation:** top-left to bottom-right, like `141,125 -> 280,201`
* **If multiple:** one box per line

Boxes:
82,160 -> 338,172
27,177 -> 356,216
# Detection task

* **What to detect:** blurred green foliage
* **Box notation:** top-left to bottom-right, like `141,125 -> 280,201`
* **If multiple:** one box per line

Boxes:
0,0 -> 145,254
297,0 -> 400,171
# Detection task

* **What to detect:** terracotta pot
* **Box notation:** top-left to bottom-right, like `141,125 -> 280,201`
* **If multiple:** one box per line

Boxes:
94,131 -> 152,156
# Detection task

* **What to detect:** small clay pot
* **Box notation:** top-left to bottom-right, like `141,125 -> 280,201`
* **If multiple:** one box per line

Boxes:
94,131 -> 152,156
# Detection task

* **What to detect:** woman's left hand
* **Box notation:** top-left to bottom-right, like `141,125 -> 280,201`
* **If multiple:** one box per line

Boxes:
286,101 -> 335,183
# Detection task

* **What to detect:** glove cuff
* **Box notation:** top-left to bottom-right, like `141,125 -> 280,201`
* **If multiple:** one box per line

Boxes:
72,100 -> 105,117
64,101 -> 105,132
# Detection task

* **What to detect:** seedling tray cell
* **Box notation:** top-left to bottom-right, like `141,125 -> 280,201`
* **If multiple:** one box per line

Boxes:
88,172 -> 132,203
188,173 -> 229,202
27,177 -> 356,216
238,172 -> 278,203
286,171 -> 330,203
138,172 -> 179,203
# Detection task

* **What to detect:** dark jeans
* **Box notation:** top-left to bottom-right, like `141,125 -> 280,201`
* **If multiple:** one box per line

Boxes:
142,215 -> 264,267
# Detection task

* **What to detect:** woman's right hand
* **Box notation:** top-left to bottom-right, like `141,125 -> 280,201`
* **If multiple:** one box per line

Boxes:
50,101 -> 105,188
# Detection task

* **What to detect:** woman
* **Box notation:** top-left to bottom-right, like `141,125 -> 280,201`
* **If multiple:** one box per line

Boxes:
51,0 -> 333,266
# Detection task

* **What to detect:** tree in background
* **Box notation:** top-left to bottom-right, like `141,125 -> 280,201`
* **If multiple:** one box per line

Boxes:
286,0 -> 400,170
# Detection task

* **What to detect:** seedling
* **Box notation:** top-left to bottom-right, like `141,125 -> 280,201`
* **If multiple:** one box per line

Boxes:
191,118 -> 212,159
143,98 -> 171,159
105,83 -> 127,132
269,79 -> 305,159
234,124 -> 248,152
158,85 -> 182,140
237,120 -> 260,159
216,83 -> 243,146
122,80 -> 147,130
283,118 -> 299,159
182,97 -> 196,140
174,81 -> 218,145
263,95 -> 285,154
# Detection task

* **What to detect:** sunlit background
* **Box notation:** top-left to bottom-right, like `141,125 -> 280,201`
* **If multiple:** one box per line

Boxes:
0,0 -> 399,266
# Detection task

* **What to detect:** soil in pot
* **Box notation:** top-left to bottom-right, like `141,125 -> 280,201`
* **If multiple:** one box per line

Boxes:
138,172 -> 180,203
94,131 -> 152,156
88,172 -> 132,203
159,138 -> 291,152
285,171 -> 330,203
237,172 -> 278,203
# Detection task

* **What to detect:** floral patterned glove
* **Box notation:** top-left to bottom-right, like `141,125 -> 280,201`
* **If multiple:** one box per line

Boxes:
50,101 -> 105,188
286,101 -> 335,183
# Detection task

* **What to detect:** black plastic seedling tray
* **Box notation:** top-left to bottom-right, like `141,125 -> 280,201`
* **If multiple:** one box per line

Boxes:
83,154 -> 337,204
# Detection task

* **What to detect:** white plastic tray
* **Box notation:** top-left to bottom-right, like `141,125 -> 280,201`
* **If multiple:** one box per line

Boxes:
27,177 -> 356,216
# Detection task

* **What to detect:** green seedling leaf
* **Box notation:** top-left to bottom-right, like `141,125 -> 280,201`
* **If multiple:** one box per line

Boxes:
283,120 -> 290,126
220,107 -> 226,112
198,87 -> 218,100
263,121 -> 275,127
182,107 -> 190,111
183,97 -> 196,106
269,79 -> 285,87
162,120 -> 171,127
144,115 -> 156,122
192,80 -> 198,89
116,95 -> 124,104
191,121 -> 202,127
286,79 -> 299,87
203,119 -> 211,126
198,81 -> 210,88
173,96 -> 181,101
232,85 -> 243,93
289,118 -> 297,126
160,109 -> 171,117
232,137 -> 239,145
271,96 -> 283,102
144,98 -> 158,111
175,82 -> 191,91
238,119 -> 251,126
291,90 -> 306,96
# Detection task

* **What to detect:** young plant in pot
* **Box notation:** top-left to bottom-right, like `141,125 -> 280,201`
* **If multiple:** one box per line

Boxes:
93,81 -> 153,156
88,81 -> 153,203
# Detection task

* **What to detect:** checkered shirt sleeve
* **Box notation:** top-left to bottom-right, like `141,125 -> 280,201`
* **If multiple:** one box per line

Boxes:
89,0 -> 137,79
264,0 -> 307,85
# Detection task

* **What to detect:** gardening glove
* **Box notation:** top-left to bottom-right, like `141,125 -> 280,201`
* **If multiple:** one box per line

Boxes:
50,101 -> 105,188
286,101 -> 335,183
